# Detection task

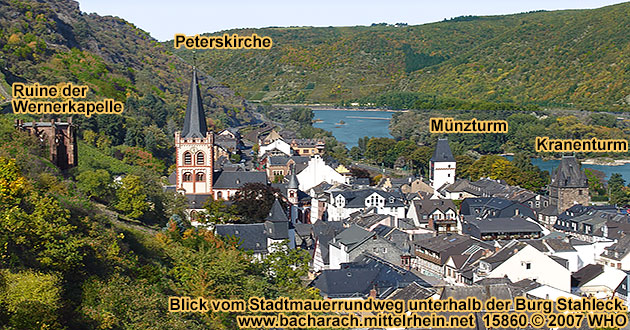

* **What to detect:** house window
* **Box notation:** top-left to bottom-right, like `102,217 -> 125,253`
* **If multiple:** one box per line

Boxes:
183,172 -> 192,182
217,191 -> 223,199
196,172 -> 204,182
183,152 -> 192,165
197,152 -> 205,165
525,263 -> 531,270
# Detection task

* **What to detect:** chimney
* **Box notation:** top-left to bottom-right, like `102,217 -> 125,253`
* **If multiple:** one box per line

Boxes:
369,285 -> 377,298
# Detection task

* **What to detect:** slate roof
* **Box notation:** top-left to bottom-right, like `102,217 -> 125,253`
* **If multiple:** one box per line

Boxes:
601,234 -> 630,261
470,178 -> 512,196
215,223 -> 267,253
572,264 -> 604,288
440,179 -> 482,195
344,213 -> 391,229
267,155 -> 309,166
294,223 -> 313,238
480,241 -> 529,270
430,138 -> 455,162
372,224 -> 412,253
311,253 -> 431,299
411,199 -> 458,217
441,283 -> 519,301
553,205 -> 630,237
287,173 -> 299,189
181,68 -> 208,139
312,221 -> 346,265
605,221 -> 630,240
388,282 -> 436,300
460,196 -> 536,220
332,188 -> 406,208
544,238 -> 576,252
330,225 -> 375,252
168,171 -> 177,185
213,171 -> 267,189
214,135 -> 238,150
290,138 -> 324,148
464,215 -> 543,234
266,199 -> 289,222
550,156 -> 588,188
413,234 -> 492,265
185,194 -> 213,209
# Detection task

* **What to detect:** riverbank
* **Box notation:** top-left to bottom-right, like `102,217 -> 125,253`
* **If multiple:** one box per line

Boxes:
581,158 -> 630,166
272,103 -> 406,113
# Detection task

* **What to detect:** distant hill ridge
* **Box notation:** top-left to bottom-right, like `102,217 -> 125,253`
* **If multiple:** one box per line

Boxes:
171,2 -> 630,110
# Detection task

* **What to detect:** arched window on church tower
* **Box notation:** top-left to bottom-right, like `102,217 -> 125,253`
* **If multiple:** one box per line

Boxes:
183,152 -> 192,165
183,172 -> 192,182
196,172 -> 204,182
196,152 -> 205,165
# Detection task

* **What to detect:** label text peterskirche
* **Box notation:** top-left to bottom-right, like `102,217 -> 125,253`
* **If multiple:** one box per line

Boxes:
12,82 -> 124,118
174,33 -> 272,49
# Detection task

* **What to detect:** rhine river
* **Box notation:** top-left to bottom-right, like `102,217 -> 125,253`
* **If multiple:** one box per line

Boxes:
313,109 -> 394,148
313,109 -> 630,182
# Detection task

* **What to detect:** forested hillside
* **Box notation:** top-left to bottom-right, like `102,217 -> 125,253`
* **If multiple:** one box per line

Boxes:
0,0 -> 254,127
178,3 -> 630,110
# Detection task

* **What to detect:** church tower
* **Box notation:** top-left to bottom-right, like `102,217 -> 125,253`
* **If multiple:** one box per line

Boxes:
174,68 -> 214,195
287,169 -> 299,205
430,138 -> 456,191
549,156 -> 589,213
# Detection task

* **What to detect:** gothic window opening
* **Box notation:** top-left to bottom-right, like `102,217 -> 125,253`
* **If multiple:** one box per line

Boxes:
184,152 -> 192,165
197,152 -> 205,165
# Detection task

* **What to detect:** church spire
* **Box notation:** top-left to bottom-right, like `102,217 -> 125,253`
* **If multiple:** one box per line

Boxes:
181,68 -> 208,138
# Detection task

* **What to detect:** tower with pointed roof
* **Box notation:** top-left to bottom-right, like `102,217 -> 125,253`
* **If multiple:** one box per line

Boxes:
430,138 -> 456,191
287,167 -> 299,205
549,156 -> 589,213
174,68 -> 214,195
264,199 -> 295,249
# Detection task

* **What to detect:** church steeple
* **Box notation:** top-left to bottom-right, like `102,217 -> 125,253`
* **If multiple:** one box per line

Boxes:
181,68 -> 208,138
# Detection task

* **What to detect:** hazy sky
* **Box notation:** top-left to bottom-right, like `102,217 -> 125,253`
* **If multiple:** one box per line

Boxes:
77,0 -> 628,41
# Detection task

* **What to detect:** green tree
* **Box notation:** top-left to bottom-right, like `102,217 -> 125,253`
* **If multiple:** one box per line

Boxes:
365,137 -> 396,166
203,197 -> 240,224
76,169 -> 114,202
410,146 -> 432,176
261,241 -> 311,294
115,175 -> 150,219
608,173 -> 630,205
349,146 -> 363,160
0,270 -> 62,329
